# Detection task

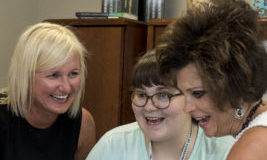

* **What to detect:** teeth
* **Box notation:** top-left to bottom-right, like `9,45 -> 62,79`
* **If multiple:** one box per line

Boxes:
146,117 -> 161,120
51,94 -> 68,100
194,117 -> 203,121
197,116 -> 209,123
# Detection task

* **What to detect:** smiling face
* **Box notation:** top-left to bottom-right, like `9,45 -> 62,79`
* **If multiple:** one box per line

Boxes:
132,84 -> 190,142
176,63 -> 235,137
32,53 -> 81,116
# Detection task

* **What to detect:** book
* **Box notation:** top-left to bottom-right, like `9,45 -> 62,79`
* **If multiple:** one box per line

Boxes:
75,12 -> 109,18
101,0 -> 138,19
145,0 -> 165,22
108,12 -> 138,20
75,12 -> 137,20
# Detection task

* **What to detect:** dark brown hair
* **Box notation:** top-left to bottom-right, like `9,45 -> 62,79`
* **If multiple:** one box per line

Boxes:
132,50 -> 175,89
156,0 -> 267,110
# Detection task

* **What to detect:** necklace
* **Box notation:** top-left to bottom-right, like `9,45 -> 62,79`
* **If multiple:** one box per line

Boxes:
148,123 -> 193,160
240,100 -> 262,132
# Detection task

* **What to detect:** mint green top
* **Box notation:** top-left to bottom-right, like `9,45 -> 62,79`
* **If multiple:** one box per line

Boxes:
86,122 -> 234,160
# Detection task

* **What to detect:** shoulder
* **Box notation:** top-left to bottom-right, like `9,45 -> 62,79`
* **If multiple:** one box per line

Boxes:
227,126 -> 267,160
251,110 -> 267,125
0,103 -> 11,130
98,122 -> 145,148
0,91 -> 11,115
81,108 -> 95,128
74,108 -> 96,160
104,122 -> 141,137
86,122 -> 146,160
79,108 -> 96,146
0,93 -> 12,125
0,91 -> 8,106
95,122 -> 143,145
235,110 -> 267,141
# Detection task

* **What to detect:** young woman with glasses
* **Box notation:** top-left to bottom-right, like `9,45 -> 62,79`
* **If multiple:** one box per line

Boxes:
86,50 -> 233,160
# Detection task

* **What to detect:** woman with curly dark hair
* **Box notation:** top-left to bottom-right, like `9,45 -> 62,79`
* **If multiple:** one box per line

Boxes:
156,0 -> 267,159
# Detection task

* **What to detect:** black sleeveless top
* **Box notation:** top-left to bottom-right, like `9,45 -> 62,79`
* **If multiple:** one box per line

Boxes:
0,93 -> 82,160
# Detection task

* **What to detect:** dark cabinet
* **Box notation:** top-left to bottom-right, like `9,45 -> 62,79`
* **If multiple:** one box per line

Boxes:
258,18 -> 267,41
146,19 -> 175,51
146,18 -> 267,51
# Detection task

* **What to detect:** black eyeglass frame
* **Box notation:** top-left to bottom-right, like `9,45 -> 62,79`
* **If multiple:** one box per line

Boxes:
130,91 -> 183,109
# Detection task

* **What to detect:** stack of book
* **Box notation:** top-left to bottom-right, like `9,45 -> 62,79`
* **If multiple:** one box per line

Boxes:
75,12 -> 138,20
75,12 -> 108,19
101,0 -> 139,20
145,0 -> 165,22
76,0 -> 166,21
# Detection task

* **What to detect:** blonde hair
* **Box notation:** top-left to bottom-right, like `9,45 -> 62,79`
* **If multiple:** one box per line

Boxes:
7,22 -> 87,118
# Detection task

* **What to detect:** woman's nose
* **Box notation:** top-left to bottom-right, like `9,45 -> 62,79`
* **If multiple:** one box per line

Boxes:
144,98 -> 158,112
183,98 -> 196,113
59,77 -> 71,93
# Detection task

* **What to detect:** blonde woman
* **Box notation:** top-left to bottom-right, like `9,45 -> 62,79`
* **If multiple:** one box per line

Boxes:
0,22 -> 96,160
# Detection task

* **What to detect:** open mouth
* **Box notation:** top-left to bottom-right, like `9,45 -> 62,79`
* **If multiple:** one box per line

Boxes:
50,94 -> 68,101
195,116 -> 210,128
145,117 -> 165,125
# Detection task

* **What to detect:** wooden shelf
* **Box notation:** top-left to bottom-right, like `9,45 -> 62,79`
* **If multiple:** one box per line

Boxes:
146,18 -> 267,50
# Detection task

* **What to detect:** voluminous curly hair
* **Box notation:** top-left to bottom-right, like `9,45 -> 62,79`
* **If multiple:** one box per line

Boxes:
156,0 -> 267,110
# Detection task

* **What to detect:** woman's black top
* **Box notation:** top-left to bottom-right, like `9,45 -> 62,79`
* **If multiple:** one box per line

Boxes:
0,93 -> 82,160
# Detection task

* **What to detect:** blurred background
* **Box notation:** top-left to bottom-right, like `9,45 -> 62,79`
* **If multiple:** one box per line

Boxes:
0,0 -> 265,100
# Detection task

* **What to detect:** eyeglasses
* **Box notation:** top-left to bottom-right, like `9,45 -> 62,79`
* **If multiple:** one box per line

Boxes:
131,91 -> 182,109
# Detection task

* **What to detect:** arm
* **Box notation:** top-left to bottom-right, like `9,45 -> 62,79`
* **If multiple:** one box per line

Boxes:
74,108 -> 96,160
227,127 -> 267,160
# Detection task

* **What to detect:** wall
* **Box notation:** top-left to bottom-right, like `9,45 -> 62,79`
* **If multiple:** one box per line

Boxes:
0,0 -> 266,100
37,0 -> 101,21
164,0 -> 187,18
164,0 -> 252,18
0,0 -> 38,88
0,0 -> 101,88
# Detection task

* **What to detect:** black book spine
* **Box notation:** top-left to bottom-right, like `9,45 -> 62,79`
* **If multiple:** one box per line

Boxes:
138,0 -> 145,21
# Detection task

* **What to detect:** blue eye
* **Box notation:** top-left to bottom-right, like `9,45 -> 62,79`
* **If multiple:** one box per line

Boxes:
156,93 -> 169,100
192,90 -> 206,98
135,91 -> 147,99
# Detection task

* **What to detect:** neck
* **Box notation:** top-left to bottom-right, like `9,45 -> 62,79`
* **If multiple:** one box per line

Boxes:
232,100 -> 263,137
24,105 -> 58,129
147,122 -> 197,160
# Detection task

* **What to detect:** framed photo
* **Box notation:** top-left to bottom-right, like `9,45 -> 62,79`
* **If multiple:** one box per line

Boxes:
252,0 -> 267,17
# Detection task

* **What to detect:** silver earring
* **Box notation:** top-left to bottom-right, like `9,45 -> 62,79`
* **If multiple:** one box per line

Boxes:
235,107 -> 244,119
